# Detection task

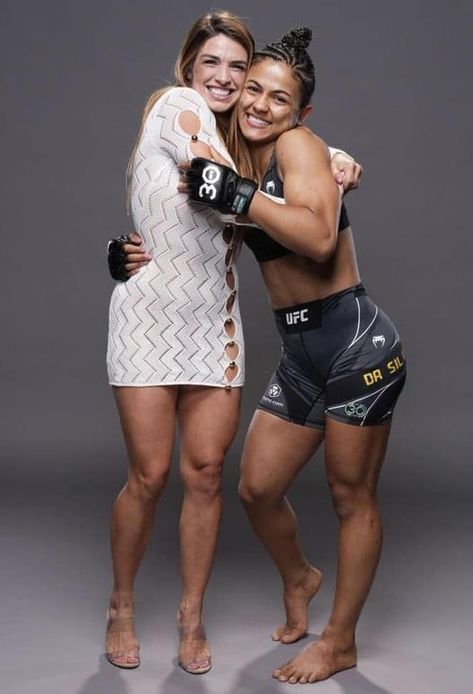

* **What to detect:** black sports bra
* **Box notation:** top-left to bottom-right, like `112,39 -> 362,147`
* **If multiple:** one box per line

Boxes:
244,153 -> 350,263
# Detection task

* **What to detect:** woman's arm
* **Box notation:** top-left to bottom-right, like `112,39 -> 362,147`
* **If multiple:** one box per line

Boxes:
246,128 -> 341,262
109,88 -> 234,281
137,86 -> 233,171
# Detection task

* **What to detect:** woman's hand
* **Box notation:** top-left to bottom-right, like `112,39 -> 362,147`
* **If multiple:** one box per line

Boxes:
330,151 -> 363,193
177,145 -> 234,194
107,232 -> 151,281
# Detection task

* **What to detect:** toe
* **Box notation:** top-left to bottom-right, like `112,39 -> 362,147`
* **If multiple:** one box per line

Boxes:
182,656 -> 211,674
281,629 -> 304,644
272,663 -> 287,678
277,665 -> 296,682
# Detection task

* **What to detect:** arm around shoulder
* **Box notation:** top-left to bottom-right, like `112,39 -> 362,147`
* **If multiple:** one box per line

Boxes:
247,128 -> 341,262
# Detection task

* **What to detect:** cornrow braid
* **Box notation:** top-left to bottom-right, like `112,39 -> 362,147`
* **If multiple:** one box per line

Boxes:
254,27 -> 315,108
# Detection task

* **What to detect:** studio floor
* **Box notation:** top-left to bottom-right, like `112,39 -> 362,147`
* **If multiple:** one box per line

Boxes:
1,486 -> 471,694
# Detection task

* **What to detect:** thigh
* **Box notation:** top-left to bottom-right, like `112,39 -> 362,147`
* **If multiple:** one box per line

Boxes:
241,410 -> 325,498
324,417 -> 391,490
177,385 -> 242,466
113,385 -> 178,475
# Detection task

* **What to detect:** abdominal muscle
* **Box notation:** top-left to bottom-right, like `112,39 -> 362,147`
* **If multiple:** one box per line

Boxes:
259,228 -> 361,309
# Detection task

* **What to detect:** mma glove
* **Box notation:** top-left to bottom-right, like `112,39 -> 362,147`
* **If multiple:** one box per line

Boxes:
185,157 -> 258,217
107,235 -> 129,282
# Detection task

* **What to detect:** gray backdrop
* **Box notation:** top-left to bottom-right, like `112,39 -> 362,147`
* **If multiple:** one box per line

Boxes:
1,2 -> 472,693
2,0 -> 472,493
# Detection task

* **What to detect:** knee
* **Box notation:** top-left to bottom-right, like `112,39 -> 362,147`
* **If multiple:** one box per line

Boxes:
181,455 -> 224,499
328,480 -> 376,522
238,477 -> 276,507
128,465 -> 169,501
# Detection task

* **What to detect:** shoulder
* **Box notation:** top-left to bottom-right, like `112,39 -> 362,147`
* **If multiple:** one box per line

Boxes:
276,126 -> 329,166
145,87 -> 215,134
157,86 -> 210,112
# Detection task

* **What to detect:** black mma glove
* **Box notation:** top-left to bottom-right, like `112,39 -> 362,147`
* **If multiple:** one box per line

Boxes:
107,235 -> 130,281
185,157 -> 258,217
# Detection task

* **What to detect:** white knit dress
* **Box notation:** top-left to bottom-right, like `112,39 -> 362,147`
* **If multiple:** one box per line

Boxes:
107,87 -> 244,387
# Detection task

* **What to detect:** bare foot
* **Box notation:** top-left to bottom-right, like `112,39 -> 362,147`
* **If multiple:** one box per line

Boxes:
106,606 -> 140,669
272,635 -> 356,684
272,566 -> 323,644
178,612 -> 211,675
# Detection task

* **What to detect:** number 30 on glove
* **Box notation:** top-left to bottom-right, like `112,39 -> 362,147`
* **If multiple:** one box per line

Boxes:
185,157 -> 258,217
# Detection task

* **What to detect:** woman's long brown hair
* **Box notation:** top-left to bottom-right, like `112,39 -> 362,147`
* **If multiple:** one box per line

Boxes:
126,11 -> 255,202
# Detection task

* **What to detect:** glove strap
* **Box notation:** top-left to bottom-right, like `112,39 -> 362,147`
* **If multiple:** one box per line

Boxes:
231,179 -> 258,216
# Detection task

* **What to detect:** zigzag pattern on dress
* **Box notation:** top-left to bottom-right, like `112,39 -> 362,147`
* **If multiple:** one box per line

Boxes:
107,88 -> 245,387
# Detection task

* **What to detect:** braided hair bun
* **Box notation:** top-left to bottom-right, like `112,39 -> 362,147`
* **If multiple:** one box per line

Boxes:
254,26 -> 315,108
280,27 -> 312,52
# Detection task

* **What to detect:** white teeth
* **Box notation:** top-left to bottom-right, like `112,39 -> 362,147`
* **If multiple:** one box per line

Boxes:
208,87 -> 231,96
247,114 -> 270,126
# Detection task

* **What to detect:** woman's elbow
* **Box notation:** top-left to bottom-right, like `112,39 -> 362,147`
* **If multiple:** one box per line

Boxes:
308,226 -> 337,263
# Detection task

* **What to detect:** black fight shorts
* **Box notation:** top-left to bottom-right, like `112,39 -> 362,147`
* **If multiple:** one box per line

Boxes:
258,285 -> 406,429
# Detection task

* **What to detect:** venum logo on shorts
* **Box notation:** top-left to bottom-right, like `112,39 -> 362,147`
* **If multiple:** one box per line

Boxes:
372,335 -> 385,348
267,383 -> 281,398
265,180 -> 275,194
286,309 -> 309,325
344,402 -> 368,418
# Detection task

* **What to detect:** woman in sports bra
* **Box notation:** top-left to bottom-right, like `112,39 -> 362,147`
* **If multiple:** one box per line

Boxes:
183,27 -> 406,684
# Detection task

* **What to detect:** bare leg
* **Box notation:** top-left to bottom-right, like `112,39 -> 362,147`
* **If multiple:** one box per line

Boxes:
239,411 -> 325,644
273,419 -> 391,684
176,385 -> 241,673
107,385 -> 178,668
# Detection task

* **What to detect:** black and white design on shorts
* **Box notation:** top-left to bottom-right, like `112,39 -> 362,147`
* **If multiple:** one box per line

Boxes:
257,287 -> 405,429
344,402 -> 368,418
372,335 -> 385,348
267,383 -> 281,398
328,377 -> 403,426
265,180 -> 275,194
346,297 -> 379,350
286,309 -> 309,326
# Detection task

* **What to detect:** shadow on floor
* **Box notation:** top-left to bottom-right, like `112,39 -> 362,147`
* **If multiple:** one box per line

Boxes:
76,655 -> 130,694
228,634 -> 391,694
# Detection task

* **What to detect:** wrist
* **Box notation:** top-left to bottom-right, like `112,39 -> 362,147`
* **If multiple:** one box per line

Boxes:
231,177 -> 258,216
329,147 -> 354,163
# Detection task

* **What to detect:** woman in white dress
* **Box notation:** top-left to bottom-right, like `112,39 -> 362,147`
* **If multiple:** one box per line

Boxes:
106,12 -> 253,673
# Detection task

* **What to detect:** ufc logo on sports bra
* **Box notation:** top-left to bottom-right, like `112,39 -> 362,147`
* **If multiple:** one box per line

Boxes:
199,164 -> 221,201
286,309 -> 309,325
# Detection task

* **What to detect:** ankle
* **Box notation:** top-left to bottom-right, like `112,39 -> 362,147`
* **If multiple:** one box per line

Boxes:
321,624 -> 356,650
109,590 -> 135,613
178,597 -> 203,623
283,564 -> 318,590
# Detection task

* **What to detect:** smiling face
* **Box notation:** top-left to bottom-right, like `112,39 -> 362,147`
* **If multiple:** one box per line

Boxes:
189,34 -> 249,114
237,59 -> 311,145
